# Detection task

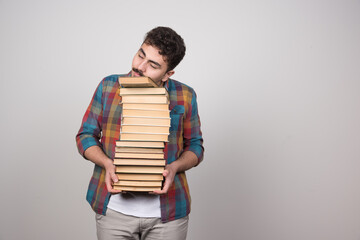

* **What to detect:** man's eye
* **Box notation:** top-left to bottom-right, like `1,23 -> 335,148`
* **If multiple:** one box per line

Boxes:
138,54 -> 144,59
150,64 -> 158,69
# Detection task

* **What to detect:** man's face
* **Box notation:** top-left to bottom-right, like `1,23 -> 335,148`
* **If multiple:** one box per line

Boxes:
131,43 -> 174,86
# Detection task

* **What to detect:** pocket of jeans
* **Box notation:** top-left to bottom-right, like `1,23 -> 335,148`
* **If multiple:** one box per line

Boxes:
95,213 -> 103,221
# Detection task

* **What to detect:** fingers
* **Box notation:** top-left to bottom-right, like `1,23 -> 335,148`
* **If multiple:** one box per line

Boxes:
105,170 -> 121,194
152,182 -> 168,195
152,169 -> 173,195
152,180 -> 170,195
162,169 -> 169,177
110,171 -> 119,183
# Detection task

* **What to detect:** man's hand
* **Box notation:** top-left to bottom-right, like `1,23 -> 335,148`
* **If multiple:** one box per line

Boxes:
84,146 -> 122,194
152,151 -> 198,195
104,160 -> 122,194
152,163 -> 177,195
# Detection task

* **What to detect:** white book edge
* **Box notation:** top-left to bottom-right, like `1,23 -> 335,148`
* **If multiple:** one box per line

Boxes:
122,115 -> 171,119
120,131 -> 170,135
122,124 -> 170,127
122,108 -> 170,112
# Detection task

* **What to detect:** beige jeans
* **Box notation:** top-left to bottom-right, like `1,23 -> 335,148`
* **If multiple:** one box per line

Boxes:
96,208 -> 189,240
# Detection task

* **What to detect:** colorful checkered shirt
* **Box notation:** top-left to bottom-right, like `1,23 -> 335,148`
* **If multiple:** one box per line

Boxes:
76,73 -> 204,222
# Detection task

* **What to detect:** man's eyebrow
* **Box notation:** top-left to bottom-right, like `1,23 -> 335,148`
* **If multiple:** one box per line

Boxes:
139,48 -> 162,68
139,48 -> 146,56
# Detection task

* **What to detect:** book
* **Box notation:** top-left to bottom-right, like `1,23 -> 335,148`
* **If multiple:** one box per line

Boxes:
116,141 -> 164,148
120,88 -> 167,95
122,103 -> 169,111
122,117 -> 171,126
115,152 -> 164,159
114,180 -> 162,187
118,76 -> 158,88
115,78 -> 170,188
116,173 -> 163,181
113,186 -> 161,192
121,95 -> 169,104
114,159 -> 166,166
121,125 -> 170,134
120,132 -> 169,142
122,109 -> 170,118
115,147 -> 164,153
116,166 -> 165,174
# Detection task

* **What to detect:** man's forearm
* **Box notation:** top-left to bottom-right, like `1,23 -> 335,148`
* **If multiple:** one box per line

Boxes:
84,145 -> 113,169
170,151 -> 198,173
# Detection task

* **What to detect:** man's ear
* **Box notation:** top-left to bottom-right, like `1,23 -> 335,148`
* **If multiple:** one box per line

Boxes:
161,70 -> 175,82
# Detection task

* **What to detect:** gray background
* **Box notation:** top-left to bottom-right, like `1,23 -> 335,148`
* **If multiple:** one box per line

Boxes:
1,0 -> 359,239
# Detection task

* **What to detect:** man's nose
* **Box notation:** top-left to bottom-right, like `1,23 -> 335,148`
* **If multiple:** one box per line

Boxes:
137,60 -> 147,72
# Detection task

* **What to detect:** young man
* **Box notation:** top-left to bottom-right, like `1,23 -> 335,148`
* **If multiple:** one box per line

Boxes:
76,26 -> 204,240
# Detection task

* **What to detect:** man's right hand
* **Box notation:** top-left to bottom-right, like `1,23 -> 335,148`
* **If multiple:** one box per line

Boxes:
104,160 -> 122,194
84,145 -> 122,194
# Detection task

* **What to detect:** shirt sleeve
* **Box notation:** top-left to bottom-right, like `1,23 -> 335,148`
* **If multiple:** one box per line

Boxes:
76,80 -> 104,157
183,89 -> 204,166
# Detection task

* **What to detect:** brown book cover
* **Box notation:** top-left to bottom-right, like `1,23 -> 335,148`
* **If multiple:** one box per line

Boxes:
115,147 -> 164,154
113,180 -> 163,187
121,95 -> 169,104
118,76 -> 158,88
120,87 -> 167,95
115,152 -> 164,159
122,117 -> 171,126
116,173 -> 163,181
121,125 -> 170,134
113,185 -> 161,192
116,141 -> 164,148
114,159 -> 166,166
121,103 -> 169,111
122,109 -> 170,118
120,132 -> 169,142
116,166 -> 164,174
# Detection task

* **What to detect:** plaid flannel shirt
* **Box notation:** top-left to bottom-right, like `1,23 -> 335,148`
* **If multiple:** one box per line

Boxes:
76,73 -> 204,222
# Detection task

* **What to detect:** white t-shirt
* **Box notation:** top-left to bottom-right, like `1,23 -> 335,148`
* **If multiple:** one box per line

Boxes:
107,192 -> 161,218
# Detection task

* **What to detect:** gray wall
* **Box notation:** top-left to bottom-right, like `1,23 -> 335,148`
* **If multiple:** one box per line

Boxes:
1,0 -> 359,239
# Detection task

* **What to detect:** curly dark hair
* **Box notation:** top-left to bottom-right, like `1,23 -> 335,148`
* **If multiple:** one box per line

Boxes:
143,26 -> 186,71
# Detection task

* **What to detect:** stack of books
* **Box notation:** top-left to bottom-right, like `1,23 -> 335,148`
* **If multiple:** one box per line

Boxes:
113,77 -> 170,192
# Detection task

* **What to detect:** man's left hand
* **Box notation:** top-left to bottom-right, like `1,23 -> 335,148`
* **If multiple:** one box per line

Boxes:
151,151 -> 198,195
152,163 -> 177,195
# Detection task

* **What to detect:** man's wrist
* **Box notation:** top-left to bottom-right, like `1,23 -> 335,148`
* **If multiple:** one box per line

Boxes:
103,158 -> 114,170
168,161 -> 180,173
